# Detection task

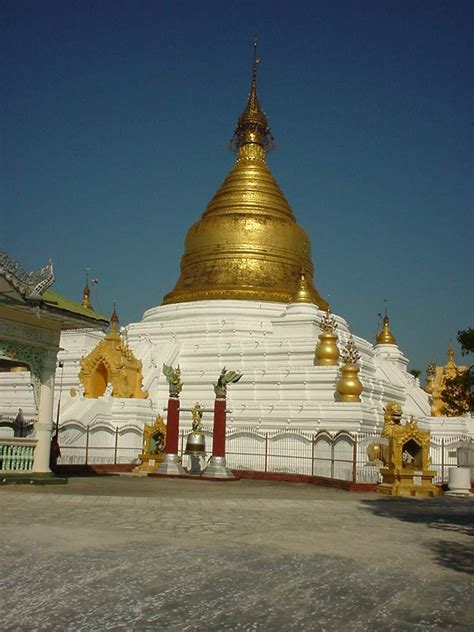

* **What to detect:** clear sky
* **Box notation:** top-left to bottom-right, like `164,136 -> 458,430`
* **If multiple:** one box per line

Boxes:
2,0 -> 472,376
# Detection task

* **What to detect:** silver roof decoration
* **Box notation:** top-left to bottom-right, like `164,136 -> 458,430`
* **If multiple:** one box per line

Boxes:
0,251 -> 55,300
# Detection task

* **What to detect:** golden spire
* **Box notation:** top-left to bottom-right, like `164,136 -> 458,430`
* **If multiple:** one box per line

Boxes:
81,269 -> 92,309
230,37 -> 273,152
162,41 -> 328,310
447,344 -> 455,365
376,308 -> 397,345
108,302 -> 120,339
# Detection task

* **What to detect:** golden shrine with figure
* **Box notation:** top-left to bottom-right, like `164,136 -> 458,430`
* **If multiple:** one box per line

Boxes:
78,306 -> 148,399
133,416 -> 167,474
377,402 -> 441,497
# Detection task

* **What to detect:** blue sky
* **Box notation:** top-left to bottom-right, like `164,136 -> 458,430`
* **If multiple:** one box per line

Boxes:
2,0 -> 472,375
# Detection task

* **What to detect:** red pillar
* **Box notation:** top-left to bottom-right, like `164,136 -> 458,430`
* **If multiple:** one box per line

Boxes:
212,398 -> 227,458
164,397 -> 180,455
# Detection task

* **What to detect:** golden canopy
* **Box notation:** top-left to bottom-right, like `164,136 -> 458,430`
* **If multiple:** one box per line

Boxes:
163,44 -> 328,310
79,307 -> 148,399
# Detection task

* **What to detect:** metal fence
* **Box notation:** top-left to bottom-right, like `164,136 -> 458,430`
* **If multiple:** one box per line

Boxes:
56,426 -> 470,483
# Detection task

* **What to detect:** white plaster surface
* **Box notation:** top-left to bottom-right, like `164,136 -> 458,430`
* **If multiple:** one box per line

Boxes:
1,301 -> 472,462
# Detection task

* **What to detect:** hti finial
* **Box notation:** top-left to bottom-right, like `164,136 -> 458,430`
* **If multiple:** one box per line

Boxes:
82,267 -> 92,309
110,301 -> 119,330
230,37 -> 273,152
252,36 -> 260,83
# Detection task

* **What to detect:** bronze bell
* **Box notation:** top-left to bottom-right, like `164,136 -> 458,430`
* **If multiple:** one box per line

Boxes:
185,431 -> 206,456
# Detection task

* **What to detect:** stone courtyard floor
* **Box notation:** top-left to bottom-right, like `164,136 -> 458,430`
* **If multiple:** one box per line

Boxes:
1,476 -> 473,631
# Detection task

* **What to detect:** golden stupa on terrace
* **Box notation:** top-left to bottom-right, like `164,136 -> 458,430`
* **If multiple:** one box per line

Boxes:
163,42 -> 328,310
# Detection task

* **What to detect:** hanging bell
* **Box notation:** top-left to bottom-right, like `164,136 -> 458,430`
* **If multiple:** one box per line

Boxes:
185,431 -> 206,456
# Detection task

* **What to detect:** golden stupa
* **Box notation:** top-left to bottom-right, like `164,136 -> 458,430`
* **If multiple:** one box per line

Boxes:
376,310 -> 397,345
163,42 -> 328,309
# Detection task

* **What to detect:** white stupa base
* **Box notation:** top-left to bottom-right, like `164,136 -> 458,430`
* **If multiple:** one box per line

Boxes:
156,453 -> 186,476
2,300 -> 472,473
203,456 -> 235,479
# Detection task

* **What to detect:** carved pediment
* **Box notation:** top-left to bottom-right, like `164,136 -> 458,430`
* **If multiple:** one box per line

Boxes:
79,315 -> 148,399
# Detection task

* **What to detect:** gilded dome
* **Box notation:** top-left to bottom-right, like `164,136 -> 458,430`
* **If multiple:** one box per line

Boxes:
163,45 -> 328,310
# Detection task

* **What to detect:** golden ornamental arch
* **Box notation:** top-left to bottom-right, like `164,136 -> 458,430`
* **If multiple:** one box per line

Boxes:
79,309 -> 148,399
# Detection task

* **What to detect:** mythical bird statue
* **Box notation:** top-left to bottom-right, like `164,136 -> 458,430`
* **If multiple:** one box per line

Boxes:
162,364 -> 183,398
213,367 -> 242,398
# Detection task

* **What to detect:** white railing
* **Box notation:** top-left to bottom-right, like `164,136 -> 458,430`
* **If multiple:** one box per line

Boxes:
0,438 -> 37,472
56,426 -> 471,483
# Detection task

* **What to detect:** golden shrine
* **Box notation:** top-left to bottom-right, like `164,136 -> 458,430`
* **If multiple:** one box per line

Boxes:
425,346 -> 469,416
133,415 -> 167,473
378,402 -> 441,497
79,306 -> 148,399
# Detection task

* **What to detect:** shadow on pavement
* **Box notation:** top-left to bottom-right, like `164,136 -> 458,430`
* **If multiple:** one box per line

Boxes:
360,498 -> 474,575
428,539 -> 474,575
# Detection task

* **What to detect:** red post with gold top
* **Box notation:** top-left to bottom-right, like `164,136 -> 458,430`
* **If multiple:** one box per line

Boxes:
164,397 -> 180,456
211,397 -> 227,458
156,364 -> 186,476
204,367 -> 242,479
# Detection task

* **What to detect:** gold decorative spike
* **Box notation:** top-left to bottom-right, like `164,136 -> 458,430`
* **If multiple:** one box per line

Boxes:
336,336 -> 363,402
315,308 -> 340,366
81,269 -> 92,309
162,42 -> 328,310
446,344 -> 455,367
110,301 -> 119,331
79,305 -> 148,399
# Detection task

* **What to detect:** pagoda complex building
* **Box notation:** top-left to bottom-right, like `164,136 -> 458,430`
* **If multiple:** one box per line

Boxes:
1,47 -> 472,468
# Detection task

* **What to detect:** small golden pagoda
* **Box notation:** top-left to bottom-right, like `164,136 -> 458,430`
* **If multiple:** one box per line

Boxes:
133,416 -> 166,474
375,309 -> 397,345
425,346 -> 469,416
378,402 -> 441,497
79,306 -> 148,399
163,41 -> 328,310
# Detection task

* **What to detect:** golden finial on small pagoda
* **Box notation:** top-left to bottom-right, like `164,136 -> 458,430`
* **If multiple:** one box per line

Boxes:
81,268 -> 92,309
230,36 -> 274,152
315,308 -> 340,366
375,304 -> 397,345
293,268 -> 312,303
111,302 -> 119,326
107,301 -> 120,338
447,344 -> 455,365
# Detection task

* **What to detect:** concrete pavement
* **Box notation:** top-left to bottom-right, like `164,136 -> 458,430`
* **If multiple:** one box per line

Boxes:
1,476 -> 473,631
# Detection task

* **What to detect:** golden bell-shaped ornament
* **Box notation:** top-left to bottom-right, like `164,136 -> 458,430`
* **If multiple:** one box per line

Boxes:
185,431 -> 206,456
315,331 -> 340,366
336,363 -> 363,402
